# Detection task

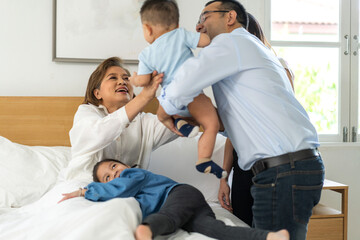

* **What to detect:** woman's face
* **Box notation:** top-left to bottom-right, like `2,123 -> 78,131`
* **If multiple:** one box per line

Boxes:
94,66 -> 134,113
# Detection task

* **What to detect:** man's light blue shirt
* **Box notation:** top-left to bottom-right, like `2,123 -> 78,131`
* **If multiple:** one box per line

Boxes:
159,27 -> 319,170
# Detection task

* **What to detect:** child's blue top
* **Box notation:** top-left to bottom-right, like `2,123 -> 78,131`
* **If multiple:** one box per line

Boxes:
137,28 -> 200,87
84,168 -> 179,219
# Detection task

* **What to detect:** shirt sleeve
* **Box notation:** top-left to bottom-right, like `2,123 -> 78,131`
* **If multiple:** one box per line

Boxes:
137,48 -> 153,75
85,170 -> 146,201
159,34 -> 241,115
181,28 -> 201,49
69,105 -> 130,159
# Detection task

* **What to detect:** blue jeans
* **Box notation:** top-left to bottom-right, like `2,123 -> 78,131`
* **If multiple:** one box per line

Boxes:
251,155 -> 325,240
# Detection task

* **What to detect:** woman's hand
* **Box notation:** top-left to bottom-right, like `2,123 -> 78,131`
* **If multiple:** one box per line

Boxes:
218,179 -> 233,212
130,72 -> 152,88
58,189 -> 86,204
125,71 -> 163,122
157,105 -> 182,136
140,71 -> 163,101
129,72 -> 139,87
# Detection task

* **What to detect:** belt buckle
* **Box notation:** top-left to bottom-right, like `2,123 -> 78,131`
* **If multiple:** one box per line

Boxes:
252,160 -> 266,175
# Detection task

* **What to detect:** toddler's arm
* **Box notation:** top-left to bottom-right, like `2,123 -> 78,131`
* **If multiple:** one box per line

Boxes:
130,72 -> 152,87
58,188 -> 87,203
197,33 -> 211,48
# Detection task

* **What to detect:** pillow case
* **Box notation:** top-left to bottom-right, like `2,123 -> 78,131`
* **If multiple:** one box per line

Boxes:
148,133 -> 226,203
0,136 -> 71,208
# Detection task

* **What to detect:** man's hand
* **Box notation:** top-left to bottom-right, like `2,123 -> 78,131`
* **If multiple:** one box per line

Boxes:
218,179 -> 233,212
157,105 -> 183,136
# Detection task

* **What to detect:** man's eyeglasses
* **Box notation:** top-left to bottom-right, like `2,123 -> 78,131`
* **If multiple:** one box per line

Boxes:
197,10 -> 229,24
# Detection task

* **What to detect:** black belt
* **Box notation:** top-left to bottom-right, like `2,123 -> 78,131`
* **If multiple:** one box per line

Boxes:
251,148 -> 319,175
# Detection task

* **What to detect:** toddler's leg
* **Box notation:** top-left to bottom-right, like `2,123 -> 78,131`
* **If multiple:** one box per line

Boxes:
142,185 -> 202,238
182,193 -> 282,240
188,94 -> 227,179
174,118 -> 199,138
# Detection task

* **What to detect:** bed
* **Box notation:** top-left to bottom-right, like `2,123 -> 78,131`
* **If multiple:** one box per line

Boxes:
0,96 -> 248,240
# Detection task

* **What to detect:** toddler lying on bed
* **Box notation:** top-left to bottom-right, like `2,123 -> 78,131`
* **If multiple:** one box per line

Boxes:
58,159 -> 289,240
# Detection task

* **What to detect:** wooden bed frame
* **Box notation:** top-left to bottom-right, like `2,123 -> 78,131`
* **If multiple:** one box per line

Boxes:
0,96 -> 159,146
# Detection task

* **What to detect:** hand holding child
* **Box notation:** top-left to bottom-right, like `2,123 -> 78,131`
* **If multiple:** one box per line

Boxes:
130,71 -> 160,88
129,72 -> 141,87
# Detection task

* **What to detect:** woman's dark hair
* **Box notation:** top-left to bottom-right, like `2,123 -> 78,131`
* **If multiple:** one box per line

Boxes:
83,57 -> 130,106
205,0 -> 248,28
92,159 -> 128,182
246,12 -> 271,49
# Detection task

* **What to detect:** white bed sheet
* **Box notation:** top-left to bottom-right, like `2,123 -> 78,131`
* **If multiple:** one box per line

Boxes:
0,181 -> 247,240
0,134 -> 248,240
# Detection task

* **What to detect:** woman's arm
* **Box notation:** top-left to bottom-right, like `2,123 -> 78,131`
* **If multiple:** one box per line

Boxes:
125,71 -> 163,122
285,68 -> 295,92
68,72 -> 163,177
278,58 -> 295,92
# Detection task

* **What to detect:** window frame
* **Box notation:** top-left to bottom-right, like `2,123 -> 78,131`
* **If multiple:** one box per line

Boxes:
350,0 -> 360,142
264,0 -> 355,143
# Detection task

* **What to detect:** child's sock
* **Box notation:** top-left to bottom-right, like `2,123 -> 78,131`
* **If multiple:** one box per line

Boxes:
196,158 -> 228,179
174,118 -> 199,138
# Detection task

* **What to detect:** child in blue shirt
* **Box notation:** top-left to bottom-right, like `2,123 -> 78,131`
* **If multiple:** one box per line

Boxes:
59,159 -> 289,240
129,0 -> 227,179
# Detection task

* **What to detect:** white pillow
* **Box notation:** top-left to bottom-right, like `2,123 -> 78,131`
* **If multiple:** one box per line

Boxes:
148,133 -> 226,203
0,136 -> 71,208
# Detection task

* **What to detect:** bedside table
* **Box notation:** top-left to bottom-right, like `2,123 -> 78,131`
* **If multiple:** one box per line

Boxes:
307,179 -> 348,240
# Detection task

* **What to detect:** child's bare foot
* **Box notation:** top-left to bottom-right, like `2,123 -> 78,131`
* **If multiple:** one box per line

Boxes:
266,229 -> 289,240
135,224 -> 152,240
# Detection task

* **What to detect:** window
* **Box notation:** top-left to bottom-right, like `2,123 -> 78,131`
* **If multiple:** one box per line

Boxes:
265,0 -> 360,142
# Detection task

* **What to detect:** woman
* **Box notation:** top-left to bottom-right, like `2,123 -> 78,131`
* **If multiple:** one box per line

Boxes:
64,57 -> 177,181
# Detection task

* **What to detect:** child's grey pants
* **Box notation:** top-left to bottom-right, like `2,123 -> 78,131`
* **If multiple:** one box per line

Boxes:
142,184 -> 269,240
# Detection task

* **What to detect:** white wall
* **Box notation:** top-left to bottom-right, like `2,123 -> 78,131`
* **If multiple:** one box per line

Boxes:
318,144 -> 360,240
1,0 -> 359,239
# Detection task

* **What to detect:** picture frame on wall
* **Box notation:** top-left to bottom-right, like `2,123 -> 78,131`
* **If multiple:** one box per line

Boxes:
52,0 -> 211,64
52,0 -> 147,63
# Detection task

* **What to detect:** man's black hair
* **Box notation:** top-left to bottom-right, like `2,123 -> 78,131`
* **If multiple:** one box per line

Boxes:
205,0 -> 248,27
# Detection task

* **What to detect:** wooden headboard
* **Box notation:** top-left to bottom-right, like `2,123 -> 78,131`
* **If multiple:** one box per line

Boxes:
0,97 -> 159,146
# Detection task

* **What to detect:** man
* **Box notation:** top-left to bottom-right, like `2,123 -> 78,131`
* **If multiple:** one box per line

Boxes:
157,1 -> 324,240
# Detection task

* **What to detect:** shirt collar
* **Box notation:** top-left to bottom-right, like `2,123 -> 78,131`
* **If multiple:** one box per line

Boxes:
97,104 -> 110,115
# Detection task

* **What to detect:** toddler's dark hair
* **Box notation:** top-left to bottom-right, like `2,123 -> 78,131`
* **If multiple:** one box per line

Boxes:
92,159 -> 128,182
140,0 -> 179,29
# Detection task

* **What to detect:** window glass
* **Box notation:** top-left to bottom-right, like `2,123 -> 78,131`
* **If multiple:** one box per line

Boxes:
274,47 -> 339,134
271,0 -> 339,42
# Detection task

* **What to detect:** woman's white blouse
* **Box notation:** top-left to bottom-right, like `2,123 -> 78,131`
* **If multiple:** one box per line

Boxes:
64,103 -> 177,181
